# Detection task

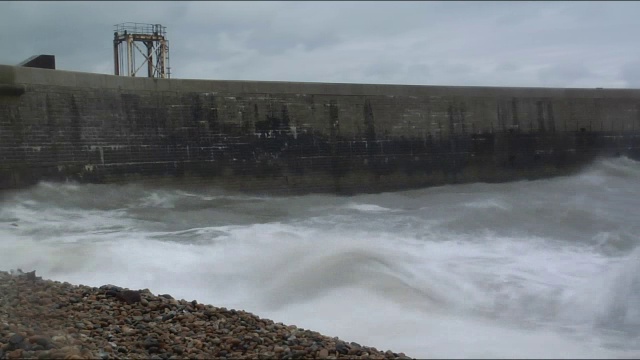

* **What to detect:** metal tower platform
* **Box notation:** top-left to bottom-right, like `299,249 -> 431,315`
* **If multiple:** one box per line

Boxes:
113,23 -> 171,78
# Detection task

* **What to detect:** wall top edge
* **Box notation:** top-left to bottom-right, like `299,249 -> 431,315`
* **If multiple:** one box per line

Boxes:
2,64 -> 640,98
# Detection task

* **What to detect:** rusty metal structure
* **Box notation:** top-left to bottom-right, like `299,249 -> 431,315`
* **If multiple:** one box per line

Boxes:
113,23 -> 170,78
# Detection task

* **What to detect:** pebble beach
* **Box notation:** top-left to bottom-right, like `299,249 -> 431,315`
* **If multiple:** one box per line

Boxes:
0,270 -> 413,359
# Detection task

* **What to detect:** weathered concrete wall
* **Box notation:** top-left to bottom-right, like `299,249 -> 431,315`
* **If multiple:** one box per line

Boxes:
1,64 -> 640,194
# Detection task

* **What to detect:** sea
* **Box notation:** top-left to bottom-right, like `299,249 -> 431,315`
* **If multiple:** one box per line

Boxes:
1,157 -> 640,358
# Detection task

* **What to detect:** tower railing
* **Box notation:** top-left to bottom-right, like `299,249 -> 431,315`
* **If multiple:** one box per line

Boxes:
113,23 -> 170,79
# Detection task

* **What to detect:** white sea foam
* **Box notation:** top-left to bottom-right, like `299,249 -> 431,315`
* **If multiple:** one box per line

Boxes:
1,157 -> 640,358
343,202 -> 397,213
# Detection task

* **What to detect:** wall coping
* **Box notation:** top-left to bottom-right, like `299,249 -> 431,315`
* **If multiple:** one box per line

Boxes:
3,64 -> 640,99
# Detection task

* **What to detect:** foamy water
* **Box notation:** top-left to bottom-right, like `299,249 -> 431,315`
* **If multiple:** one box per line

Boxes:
2,157 -> 640,358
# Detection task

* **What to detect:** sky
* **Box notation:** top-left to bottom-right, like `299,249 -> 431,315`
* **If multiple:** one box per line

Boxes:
1,1 -> 640,88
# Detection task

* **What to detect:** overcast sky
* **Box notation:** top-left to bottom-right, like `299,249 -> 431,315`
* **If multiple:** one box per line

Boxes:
2,1 -> 640,88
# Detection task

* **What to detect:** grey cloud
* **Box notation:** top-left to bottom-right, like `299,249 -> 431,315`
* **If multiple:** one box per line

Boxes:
621,61 -> 640,89
495,62 -> 519,72
2,1 -> 640,88
493,2 -> 546,26
406,63 -> 430,78
538,63 -> 594,87
439,62 -> 474,76
363,61 -> 405,79
244,31 -> 342,56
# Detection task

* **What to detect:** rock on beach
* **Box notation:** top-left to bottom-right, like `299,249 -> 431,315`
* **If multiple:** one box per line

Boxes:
0,270 -> 414,359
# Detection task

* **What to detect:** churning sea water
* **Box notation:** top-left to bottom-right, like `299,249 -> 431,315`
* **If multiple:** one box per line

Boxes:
2,157 -> 640,358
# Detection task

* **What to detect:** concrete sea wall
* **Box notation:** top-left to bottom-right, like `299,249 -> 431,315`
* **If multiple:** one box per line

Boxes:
1,64 -> 640,193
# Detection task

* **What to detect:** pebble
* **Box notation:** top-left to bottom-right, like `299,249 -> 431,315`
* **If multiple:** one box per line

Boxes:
0,270 -> 414,359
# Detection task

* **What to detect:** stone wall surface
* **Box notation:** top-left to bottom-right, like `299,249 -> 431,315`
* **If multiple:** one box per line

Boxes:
1,65 -> 640,193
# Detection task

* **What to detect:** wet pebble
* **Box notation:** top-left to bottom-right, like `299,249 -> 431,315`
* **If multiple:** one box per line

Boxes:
0,269 -> 413,359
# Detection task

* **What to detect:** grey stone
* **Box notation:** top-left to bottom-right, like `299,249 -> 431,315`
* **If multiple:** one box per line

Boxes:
143,337 -> 160,349
9,334 -> 24,346
115,290 -> 142,304
335,342 -> 349,355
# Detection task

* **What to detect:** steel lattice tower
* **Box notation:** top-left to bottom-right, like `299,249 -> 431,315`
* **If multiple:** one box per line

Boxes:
113,23 -> 171,78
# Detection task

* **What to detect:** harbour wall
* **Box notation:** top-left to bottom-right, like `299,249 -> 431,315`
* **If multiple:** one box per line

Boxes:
1,64 -> 640,194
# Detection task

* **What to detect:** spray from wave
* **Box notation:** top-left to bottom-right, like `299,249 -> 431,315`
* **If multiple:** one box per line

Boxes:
1,157 -> 640,358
